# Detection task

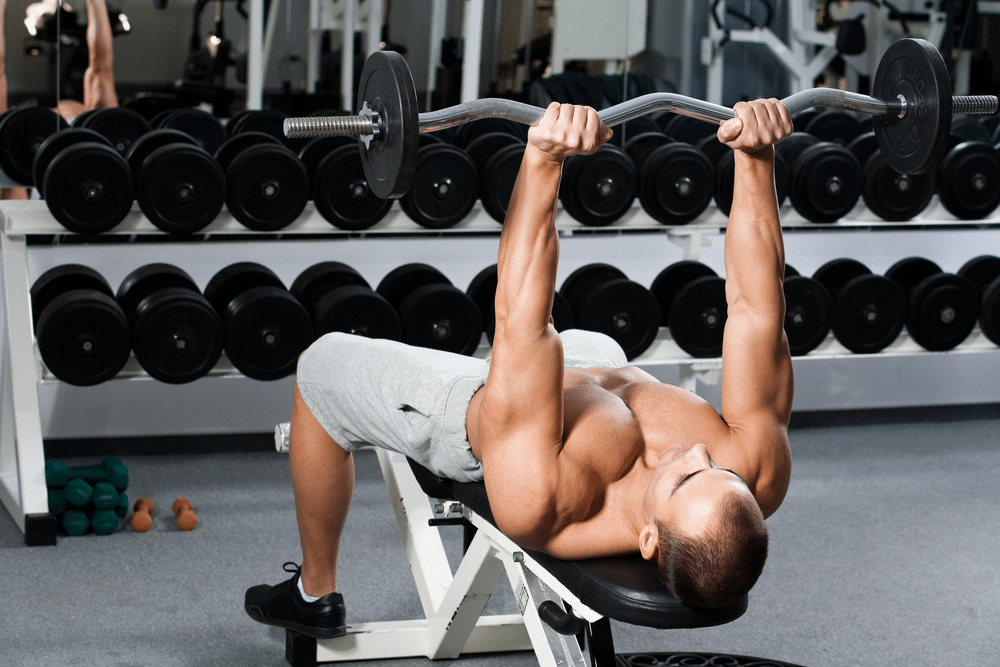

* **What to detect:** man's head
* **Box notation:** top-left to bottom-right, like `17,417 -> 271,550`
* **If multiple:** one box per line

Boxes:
638,443 -> 768,608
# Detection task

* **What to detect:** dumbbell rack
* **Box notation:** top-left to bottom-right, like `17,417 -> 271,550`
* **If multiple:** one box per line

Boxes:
2,197 -> 999,543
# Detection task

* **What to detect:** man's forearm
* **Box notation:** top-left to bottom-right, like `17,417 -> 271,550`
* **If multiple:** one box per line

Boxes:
493,147 -> 563,339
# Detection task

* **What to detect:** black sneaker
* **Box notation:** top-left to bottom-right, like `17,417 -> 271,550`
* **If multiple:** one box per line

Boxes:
245,562 -> 347,639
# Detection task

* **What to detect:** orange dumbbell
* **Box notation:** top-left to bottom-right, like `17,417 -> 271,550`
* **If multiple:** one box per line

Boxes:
172,497 -> 198,531
132,497 -> 154,533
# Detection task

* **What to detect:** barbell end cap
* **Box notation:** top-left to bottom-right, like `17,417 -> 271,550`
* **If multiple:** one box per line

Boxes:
282,118 -> 291,138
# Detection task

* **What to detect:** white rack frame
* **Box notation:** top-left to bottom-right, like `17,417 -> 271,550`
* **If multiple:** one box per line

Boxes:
2,199 -> 999,540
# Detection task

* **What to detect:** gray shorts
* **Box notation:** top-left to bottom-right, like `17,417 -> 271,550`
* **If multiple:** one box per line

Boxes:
295,329 -> 628,483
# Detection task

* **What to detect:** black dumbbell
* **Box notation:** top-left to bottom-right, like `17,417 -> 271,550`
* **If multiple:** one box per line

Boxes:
560,145 -> 638,227
804,110 -> 864,146
812,258 -> 906,353
74,107 -> 152,156
125,129 -> 226,234
846,132 -> 936,222
299,137 -> 393,231
464,131 -> 526,224
657,114 -> 717,145
957,255 -> 1000,347
203,263 -> 313,380
782,273 -> 834,356
155,107 -> 229,156
117,264 -> 223,383
935,141 -> 1000,220
777,132 -> 862,223
376,264 -> 483,355
560,263 -> 660,360
290,261 -> 401,342
213,131 -> 309,231
400,143 -> 479,229
30,264 -> 131,386
229,108 -> 303,151
31,128 -> 134,233
454,117 -> 525,149
465,264 -> 574,345
884,257 -> 979,351
950,117 -> 993,145
625,133 -> 714,225
696,134 -> 789,217
650,261 -> 727,358
0,107 -> 69,184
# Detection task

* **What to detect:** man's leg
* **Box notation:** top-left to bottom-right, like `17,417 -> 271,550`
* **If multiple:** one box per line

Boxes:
83,0 -> 117,109
289,383 -> 354,597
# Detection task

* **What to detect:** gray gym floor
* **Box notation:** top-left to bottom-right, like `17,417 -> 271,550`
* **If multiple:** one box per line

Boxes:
2,405 -> 998,667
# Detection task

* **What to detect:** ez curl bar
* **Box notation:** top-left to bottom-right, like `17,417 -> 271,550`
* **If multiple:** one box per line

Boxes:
284,38 -> 997,199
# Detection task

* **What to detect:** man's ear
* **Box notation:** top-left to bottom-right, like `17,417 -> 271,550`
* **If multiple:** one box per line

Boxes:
639,523 -> 658,561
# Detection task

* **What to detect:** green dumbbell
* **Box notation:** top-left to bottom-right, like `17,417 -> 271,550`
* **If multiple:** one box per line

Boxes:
48,489 -> 66,515
45,457 -> 128,491
64,477 -> 94,507
62,509 -> 90,536
91,509 -> 120,536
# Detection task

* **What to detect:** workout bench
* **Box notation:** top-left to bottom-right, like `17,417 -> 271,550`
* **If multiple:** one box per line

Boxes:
274,423 -> 749,667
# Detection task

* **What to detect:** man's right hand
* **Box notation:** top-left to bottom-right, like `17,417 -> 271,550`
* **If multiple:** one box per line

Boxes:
526,102 -> 613,165
716,99 -> 792,156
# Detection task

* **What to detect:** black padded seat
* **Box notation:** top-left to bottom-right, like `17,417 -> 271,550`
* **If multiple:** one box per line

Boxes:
406,459 -> 748,630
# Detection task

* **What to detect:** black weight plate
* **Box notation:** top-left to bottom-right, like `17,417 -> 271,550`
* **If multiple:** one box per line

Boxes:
150,108 -> 184,129
981,277 -> 1000,346
70,108 -> 101,128
980,115 -> 1000,137
782,275 -> 834,356
608,116 -> 662,149
668,276 -> 728,358
419,134 -> 444,148
32,128 -> 111,198
131,288 -> 223,383
661,115 -> 717,145
552,291 -> 575,333
830,274 -> 906,353
560,263 -> 629,318
203,262 -> 284,316
313,285 -> 403,342
624,131 -> 673,171
861,151 -> 936,221
290,261 -> 370,315
804,110 -> 863,146
314,144 -> 393,231
137,144 -> 226,234
885,256 -> 942,296
376,263 -> 451,312
640,143 -> 714,225
225,143 -> 309,231
299,136 -> 356,187
125,128 -> 199,176
399,143 -> 478,229
872,38 -> 951,175
480,142 -> 525,224
117,263 -> 200,319
906,273 -> 978,351
578,278 -> 660,360
789,142 -> 862,223
784,264 -> 799,278
561,145 -> 637,227
812,258 -> 872,301
214,131 -> 282,173
847,131 -> 879,166
398,283 -> 483,355
650,261 -> 718,326
950,117 -> 991,144
158,107 -> 229,155
464,131 -> 524,173
225,109 -> 258,134
956,255 -> 1000,293
232,109 -> 297,149
694,134 -> 728,168
792,109 -> 822,134
43,143 -> 134,234
466,264 -> 499,344
35,289 -> 131,386
0,107 -> 69,184
30,264 -> 114,329
712,148 -> 787,216
78,107 -> 152,155
936,142 -> 1000,220
455,117 -> 526,148
775,132 -> 819,168
224,286 -> 313,380
358,51 -> 420,199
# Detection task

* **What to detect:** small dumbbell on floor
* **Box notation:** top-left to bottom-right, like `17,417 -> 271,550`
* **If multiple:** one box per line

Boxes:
132,498 -> 154,533
173,498 -> 198,531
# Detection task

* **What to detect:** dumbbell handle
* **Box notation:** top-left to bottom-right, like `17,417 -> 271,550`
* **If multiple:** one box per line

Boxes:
285,89 -> 998,140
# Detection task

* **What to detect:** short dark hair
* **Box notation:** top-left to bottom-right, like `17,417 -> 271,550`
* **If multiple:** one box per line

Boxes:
655,492 -> 768,608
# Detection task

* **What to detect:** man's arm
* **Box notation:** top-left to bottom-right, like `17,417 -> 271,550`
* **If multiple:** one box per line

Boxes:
477,104 -> 611,543
717,100 -> 794,517
83,0 -> 117,109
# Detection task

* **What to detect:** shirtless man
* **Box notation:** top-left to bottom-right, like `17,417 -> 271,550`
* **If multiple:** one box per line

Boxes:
246,98 -> 794,637
1,0 -> 118,198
